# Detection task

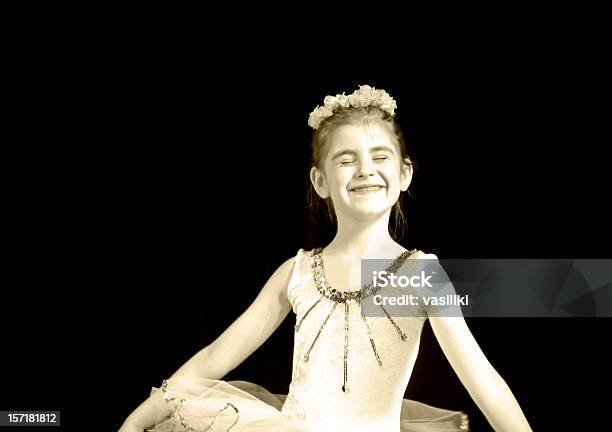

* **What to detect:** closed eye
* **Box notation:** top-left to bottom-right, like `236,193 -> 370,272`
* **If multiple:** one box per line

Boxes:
374,156 -> 388,161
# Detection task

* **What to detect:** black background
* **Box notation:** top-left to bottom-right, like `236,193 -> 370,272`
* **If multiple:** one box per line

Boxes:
3,20 -> 611,432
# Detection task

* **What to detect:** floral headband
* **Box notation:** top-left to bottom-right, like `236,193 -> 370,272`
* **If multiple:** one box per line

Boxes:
307,85 -> 397,130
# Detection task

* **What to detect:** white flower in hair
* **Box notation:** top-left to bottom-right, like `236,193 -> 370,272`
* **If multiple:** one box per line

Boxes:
323,95 -> 339,110
336,94 -> 350,108
308,85 -> 397,129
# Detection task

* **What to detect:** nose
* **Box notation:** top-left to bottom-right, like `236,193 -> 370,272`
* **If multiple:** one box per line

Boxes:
356,157 -> 375,178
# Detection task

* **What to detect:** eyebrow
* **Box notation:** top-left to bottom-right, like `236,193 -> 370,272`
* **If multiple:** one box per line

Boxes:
331,146 -> 395,160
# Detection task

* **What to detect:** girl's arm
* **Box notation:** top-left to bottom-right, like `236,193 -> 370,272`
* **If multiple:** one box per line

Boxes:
170,256 -> 295,379
429,316 -> 532,431
119,257 -> 295,431
424,254 -> 533,432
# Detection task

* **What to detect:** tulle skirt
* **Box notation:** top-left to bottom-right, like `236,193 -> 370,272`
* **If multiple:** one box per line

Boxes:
146,377 -> 469,432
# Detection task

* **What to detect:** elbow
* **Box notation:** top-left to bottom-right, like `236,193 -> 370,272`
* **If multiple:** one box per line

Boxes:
469,369 -> 509,407
173,345 -> 223,380
194,344 -> 228,379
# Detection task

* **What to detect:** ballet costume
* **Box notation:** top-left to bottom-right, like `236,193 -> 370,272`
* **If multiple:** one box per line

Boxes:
147,248 -> 469,431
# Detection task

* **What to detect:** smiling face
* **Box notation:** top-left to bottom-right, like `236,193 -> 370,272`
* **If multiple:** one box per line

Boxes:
310,123 -> 412,222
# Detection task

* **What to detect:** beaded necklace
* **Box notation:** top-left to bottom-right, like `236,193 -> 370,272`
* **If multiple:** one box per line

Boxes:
297,247 -> 416,393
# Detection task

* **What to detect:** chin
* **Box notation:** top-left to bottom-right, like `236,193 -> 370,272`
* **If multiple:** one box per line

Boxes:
349,205 -> 392,219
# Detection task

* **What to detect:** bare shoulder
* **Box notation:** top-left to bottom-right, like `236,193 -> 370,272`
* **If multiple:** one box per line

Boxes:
414,250 -> 439,260
275,255 -> 297,277
260,254 -> 298,297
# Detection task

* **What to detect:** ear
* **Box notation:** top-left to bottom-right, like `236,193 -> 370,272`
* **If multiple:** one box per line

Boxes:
400,157 -> 413,191
310,166 -> 329,198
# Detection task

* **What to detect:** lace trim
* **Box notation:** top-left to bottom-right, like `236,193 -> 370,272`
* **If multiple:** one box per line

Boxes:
160,379 -> 240,431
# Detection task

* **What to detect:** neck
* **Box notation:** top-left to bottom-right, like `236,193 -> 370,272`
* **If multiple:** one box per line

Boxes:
325,211 -> 402,259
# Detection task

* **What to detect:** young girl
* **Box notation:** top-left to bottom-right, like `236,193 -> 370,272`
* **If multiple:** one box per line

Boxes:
119,85 -> 532,432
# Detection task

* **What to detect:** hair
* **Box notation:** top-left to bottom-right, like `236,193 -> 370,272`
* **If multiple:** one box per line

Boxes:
306,106 -> 417,241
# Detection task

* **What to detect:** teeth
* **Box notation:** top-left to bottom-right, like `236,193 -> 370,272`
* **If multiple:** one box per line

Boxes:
352,186 -> 383,192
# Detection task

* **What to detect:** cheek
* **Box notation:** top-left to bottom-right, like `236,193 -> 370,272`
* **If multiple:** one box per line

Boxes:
326,168 -> 352,189
381,165 -> 402,187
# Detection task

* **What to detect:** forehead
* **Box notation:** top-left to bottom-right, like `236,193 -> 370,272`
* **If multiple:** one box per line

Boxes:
327,123 -> 396,154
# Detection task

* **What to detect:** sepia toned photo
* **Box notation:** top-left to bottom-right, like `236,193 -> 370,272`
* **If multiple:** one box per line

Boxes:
3,27 -> 610,432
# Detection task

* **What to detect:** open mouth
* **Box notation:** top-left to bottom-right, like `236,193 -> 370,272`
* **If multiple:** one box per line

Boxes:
349,185 -> 386,193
